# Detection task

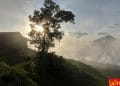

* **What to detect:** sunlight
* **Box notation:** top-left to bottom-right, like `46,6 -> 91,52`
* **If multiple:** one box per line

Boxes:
35,25 -> 44,32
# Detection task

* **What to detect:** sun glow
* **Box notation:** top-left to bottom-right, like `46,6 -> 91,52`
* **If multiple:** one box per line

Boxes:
35,25 -> 44,32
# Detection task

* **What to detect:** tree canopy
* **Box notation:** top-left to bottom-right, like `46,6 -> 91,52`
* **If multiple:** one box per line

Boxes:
28,0 -> 75,53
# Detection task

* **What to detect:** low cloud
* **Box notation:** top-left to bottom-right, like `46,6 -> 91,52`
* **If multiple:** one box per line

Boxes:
108,24 -> 120,29
75,35 -> 120,65
52,34 -> 120,66
69,31 -> 88,38
52,33 -> 91,59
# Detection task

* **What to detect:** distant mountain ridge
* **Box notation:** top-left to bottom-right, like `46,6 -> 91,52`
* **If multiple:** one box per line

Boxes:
95,35 -> 115,42
93,35 -> 116,46
0,32 -> 30,56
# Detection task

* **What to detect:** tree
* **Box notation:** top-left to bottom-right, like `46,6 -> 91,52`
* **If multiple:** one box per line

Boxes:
28,0 -> 75,53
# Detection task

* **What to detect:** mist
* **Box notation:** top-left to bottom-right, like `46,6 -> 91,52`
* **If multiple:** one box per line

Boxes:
53,33 -> 120,65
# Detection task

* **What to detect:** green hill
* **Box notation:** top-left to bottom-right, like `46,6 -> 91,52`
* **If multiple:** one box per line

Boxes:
0,52 -> 107,86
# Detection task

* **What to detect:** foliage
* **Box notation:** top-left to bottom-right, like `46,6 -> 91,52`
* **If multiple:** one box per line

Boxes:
29,0 -> 75,53
0,62 -> 37,86
0,54 -> 30,66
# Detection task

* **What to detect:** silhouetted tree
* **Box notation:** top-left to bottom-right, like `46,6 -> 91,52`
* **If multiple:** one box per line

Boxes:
29,0 -> 75,53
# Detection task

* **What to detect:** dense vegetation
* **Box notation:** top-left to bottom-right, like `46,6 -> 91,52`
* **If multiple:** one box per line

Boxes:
0,51 -> 107,86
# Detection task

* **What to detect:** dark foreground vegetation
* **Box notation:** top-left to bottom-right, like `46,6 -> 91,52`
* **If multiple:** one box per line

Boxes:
0,51 -> 107,86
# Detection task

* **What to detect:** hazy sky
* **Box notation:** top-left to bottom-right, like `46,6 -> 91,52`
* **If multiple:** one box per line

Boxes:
0,0 -> 120,37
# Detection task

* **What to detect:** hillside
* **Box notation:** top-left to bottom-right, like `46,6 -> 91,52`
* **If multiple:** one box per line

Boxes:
82,60 -> 120,77
0,52 -> 107,86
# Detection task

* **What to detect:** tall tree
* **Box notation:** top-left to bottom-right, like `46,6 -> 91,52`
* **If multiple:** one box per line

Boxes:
29,0 -> 75,53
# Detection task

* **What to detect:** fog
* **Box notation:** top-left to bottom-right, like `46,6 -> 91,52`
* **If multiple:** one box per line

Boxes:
53,33 -> 120,65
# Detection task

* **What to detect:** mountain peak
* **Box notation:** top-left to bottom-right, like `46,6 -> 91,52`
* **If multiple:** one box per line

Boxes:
93,35 -> 116,45
104,35 -> 115,40
96,35 -> 115,41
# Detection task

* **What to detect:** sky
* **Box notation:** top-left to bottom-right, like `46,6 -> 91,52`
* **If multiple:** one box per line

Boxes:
0,0 -> 120,37
1,0 -> 120,62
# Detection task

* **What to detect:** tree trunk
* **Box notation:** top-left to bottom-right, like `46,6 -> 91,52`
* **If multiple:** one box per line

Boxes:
41,33 -> 47,53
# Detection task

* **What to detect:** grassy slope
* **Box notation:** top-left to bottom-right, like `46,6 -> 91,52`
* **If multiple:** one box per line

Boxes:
64,60 -> 107,86
15,58 -> 107,86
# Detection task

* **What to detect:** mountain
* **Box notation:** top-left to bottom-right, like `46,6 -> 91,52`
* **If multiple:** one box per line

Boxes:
93,35 -> 116,49
94,35 -> 116,45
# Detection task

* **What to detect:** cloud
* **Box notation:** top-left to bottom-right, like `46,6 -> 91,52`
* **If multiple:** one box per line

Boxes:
97,32 -> 109,36
79,39 -> 120,65
52,33 -> 91,59
69,31 -> 88,38
108,24 -> 120,29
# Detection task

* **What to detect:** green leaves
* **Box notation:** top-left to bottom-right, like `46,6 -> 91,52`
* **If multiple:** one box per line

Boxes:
55,10 -> 75,23
28,0 -> 75,52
